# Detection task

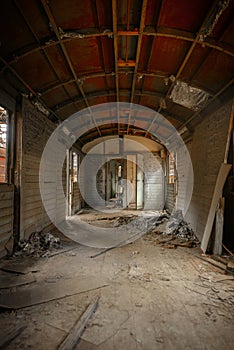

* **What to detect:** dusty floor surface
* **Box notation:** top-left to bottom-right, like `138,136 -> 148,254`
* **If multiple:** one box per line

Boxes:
0,211 -> 234,349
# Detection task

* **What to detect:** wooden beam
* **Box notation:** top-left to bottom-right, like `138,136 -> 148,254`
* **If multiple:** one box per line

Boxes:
224,105 -> 234,163
129,0 -> 148,104
127,0 -> 148,134
112,0 -> 120,133
213,198 -> 224,255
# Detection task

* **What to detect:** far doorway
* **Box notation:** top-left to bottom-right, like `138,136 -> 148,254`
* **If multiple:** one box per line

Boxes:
105,155 -> 143,210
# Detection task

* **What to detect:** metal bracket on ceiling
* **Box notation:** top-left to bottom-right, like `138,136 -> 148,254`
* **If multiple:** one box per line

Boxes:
58,27 -> 85,40
199,0 -> 230,41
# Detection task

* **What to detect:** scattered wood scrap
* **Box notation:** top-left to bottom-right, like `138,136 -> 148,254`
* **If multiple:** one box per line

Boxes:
222,244 -> 234,257
58,296 -> 99,350
144,233 -> 196,249
195,255 -> 234,275
0,325 -> 26,349
227,260 -> 234,273
90,230 -> 143,258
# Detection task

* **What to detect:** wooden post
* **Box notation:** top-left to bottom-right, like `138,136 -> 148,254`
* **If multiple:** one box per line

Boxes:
213,198 -> 224,255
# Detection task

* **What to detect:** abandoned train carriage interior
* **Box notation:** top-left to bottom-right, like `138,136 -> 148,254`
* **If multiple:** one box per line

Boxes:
0,0 -> 234,349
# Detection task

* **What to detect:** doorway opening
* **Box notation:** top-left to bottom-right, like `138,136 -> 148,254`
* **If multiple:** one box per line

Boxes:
104,155 -> 143,210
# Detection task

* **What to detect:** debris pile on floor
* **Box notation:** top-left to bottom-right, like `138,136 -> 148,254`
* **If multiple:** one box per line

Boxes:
165,209 -> 197,240
15,231 -> 61,257
113,214 -> 138,227
128,263 -> 153,282
139,210 -> 199,248
111,209 -> 198,248
113,210 -> 169,232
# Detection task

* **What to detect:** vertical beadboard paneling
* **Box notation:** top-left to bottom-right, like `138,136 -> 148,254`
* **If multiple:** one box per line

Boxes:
185,101 -> 232,241
144,153 -> 164,210
165,184 -> 175,213
20,98 -> 57,239
0,184 -> 14,257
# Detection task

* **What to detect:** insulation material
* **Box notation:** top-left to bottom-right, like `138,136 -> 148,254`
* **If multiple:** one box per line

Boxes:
170,80 -> 210,111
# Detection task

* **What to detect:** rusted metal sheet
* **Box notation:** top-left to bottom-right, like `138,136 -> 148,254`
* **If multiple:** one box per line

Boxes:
12,51 -> 58,91
158,0 -> 213,32
193,50 -> 234,92
148,37 -> 191,74
65,38 -> 102,74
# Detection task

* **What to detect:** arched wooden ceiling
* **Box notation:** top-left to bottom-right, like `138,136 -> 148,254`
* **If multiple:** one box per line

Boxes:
0,0 -> 233,144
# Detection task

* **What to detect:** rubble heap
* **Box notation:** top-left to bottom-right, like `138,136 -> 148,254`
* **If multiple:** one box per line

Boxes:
165,209 -> 197,241
15,231 -> 61,257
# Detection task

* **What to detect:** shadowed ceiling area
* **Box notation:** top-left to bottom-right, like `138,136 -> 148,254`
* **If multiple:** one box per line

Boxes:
0,0 -> 233,143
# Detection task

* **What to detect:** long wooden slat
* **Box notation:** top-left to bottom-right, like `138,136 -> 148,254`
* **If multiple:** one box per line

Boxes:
201,163 -> 232,252
58,296 -> 99,350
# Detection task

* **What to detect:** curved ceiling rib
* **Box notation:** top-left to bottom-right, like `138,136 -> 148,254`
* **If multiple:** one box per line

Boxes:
52,89 -> 165,111
1,27 -> 233,74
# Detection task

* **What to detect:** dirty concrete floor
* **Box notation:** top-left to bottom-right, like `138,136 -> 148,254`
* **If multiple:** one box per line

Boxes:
0,214 -> 234,349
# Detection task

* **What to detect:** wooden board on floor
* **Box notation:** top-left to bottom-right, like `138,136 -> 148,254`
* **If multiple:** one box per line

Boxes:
0,272 -> 35,289
0,277 -> 107,310
0,258 -> 41,274
201,163 -> 231,253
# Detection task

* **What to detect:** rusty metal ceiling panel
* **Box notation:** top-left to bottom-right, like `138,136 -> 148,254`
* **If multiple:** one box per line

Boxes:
0,1 -> 35,58
106,75 -> 116,90
180,45 -> 212,86
95,0 -> 113,27
158,0 -> 213,32
100,37 -> 115,71
143,76 -> 168,94
138,36 -> 153,70
119,73 -> 132,89
42,87 -> 70,108
83,77 -> 106,94
65,38 -> 102,74
15,0 -> 51,40
193,50 -> 234,92
148,37 -> 191,74
12,51 -> 58,90
62,83 -> 80,99
145,0 -> 163,26
220,20 -> 234,46
48,0 -> 95,29
56,105 -> 78,120
87,96 -> 109,106
44,45 -> 71,82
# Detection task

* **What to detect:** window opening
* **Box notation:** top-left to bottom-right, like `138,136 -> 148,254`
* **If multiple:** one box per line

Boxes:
168,152 -> 175,184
